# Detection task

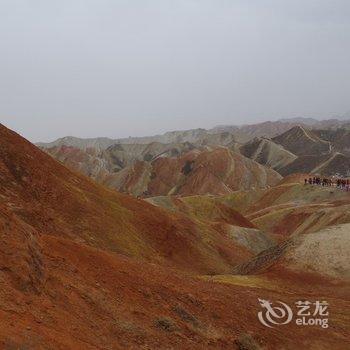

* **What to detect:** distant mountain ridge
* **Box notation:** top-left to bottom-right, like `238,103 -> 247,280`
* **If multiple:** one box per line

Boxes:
277,117 -> 319,125
237,125 -> 350,176
37,128 -> 229,151
44,145 -> 282,196
41,120 -> 350,193
37,117 -> 350,150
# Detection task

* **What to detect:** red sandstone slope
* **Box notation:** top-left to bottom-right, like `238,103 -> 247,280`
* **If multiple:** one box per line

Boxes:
0,124 -> 255,274
1,206 -> 349,349
146,195 -> 275,255
0,202 -> 252,349
218,175 -> 350,240
43,145 -> 282,196
120,147 -> 282,196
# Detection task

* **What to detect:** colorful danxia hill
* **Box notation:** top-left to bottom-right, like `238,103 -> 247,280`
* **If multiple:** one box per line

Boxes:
1,121 -> 349,349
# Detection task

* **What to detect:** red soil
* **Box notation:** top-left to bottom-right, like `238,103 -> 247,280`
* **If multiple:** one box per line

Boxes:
1,223 -> 349,349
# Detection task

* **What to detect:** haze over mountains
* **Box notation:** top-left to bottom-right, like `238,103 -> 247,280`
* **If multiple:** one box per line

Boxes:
1,122 -> 350,349
38,118 -> 350,198
38,117 -> 350,150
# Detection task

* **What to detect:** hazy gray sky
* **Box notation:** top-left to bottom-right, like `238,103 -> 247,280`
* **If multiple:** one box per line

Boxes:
1,0 -> 349,142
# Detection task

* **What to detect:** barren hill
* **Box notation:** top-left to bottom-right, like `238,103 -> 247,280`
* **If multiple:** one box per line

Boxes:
43,145 -> 282,196
113,147 -> 282,196
313,128 -> 350,155
46,141 -> 197,179
37,118 -> 350,150
233,125 -> 350,177
39,120 -> 350,178
239,137 -> 297,171
2,208 -> 349,349
218,177 -> 350,240
38,129 -> 236,150
272,125 -> 331,156
277,152 -> 350,176
0,124 -> 257,274
233,223 -> 350,280
146,195 -> 274,255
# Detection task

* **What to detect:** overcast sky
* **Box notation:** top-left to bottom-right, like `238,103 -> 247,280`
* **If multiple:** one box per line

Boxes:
1,0 -> 349,142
